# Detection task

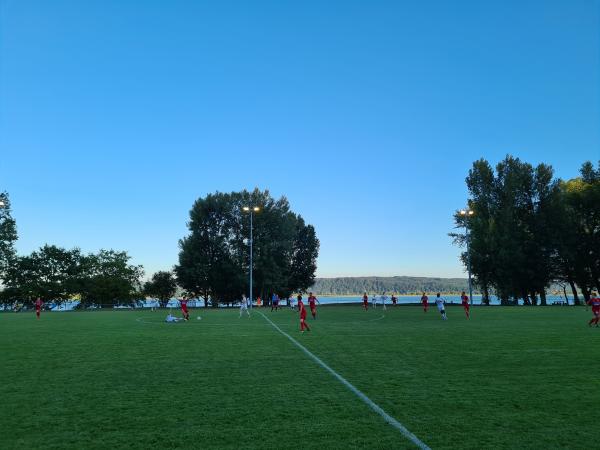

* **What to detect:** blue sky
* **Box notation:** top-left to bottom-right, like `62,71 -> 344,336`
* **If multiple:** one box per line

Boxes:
0,0 -> 598,279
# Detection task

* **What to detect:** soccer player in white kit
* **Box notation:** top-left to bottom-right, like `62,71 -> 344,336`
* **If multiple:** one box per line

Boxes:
435,293 -> 447,320
165,314 -> 184,323
240,294 -> 250,318
380,292 -> 388,311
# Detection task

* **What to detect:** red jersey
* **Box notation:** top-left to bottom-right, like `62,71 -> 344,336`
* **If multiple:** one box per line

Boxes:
461,295 -> 469,306
308,296 -> 317,307
35,299 -> 43,309
180,299 -> 188,311
299,301 -> 307,319
589,297 -> 600,311
421,296 -> 428,304
363,295 -> 368,303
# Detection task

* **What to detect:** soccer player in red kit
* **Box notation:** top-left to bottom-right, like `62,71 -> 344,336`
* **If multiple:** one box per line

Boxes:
588,292 -> 600,327
308,292 -> 319,319
461,291 -> 470,319
180,297 -> 190,321
35,297 -> 43,319
421,292 -> 429,312
298,295 -> 311,332
362,292 -> 369,311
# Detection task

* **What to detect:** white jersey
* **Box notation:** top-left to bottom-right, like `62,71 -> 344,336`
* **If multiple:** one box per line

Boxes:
240,298 -> 248,309
435,298 -> 445,311
165,314 -> 178,322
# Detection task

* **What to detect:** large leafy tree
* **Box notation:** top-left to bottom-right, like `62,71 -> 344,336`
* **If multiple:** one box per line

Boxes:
176,189 -> 319,306
175,192 -> 243,306
144,270 -> 178,308
78,250 -> 144,308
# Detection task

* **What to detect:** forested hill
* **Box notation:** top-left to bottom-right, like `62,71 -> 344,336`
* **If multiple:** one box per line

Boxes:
310,276 -> 471,295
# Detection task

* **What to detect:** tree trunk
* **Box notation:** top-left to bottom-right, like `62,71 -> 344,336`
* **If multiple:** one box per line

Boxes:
569,280 -> 580,305
562,285 -> 569,305
539,290 -> 547,306
582,286 -> 591,304
483,286 -> 490,305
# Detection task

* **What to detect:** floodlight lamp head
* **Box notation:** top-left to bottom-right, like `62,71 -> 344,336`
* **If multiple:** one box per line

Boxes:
0,200 -> 4,208
253,207 -> 260,212
243,206 -> 250,212
459,210 -> 467,216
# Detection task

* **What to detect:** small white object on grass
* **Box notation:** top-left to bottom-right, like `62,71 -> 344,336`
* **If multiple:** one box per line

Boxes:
197,316 -> 202,320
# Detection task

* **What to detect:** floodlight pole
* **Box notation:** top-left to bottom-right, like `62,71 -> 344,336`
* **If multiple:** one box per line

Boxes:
249,209 -> 254,309
243,206 -> 260,309
459,209 -> 474,305
465,225 -> 473,306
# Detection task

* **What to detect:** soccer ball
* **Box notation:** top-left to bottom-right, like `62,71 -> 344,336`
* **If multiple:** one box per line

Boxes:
197,316 -> 202,320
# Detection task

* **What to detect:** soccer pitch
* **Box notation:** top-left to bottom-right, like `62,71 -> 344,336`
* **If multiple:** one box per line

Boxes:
1,306 -> 596,449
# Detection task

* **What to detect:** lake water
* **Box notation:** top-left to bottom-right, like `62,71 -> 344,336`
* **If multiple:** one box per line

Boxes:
314,294 -> 568,306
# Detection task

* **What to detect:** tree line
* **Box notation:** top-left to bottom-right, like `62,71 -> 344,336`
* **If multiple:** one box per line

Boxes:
0,189 -> 319,308
0,192 -> 145,307
452,156 -> 599,305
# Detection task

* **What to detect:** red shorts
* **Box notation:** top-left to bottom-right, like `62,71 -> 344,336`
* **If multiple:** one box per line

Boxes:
463,303 -> 469,310
36,308 -> 41,313
593,308 -> 600,316
310,305 -> 316,311
181,307 -> 188,314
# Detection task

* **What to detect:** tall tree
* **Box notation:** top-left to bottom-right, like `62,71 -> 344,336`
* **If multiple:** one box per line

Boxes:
455,159 -> 497,304
0,192 -> 17,284
144,271 -> 178,308
455,156 -> 565,305
176,189 -> 319,306
78,250 -> 144,308
175,192 -> 243,306
287,217 -> 319,297
556,161 -> 600,301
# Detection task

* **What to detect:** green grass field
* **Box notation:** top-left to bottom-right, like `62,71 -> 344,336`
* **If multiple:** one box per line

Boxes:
1,305 -> 598,449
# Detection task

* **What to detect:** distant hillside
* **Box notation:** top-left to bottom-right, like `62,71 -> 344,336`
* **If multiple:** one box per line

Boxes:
310,276 -> 471,295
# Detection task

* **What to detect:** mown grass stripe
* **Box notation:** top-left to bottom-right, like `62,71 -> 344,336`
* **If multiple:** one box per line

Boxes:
258,311 -> 430,450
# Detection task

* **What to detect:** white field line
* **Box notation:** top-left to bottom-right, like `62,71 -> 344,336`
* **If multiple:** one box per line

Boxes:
258,312 -> 430,450
369,314 -> 386,322
135,317 -> 243,327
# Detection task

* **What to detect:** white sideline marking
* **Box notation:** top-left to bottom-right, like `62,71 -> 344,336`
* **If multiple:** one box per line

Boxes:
258,312 -> 430,450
